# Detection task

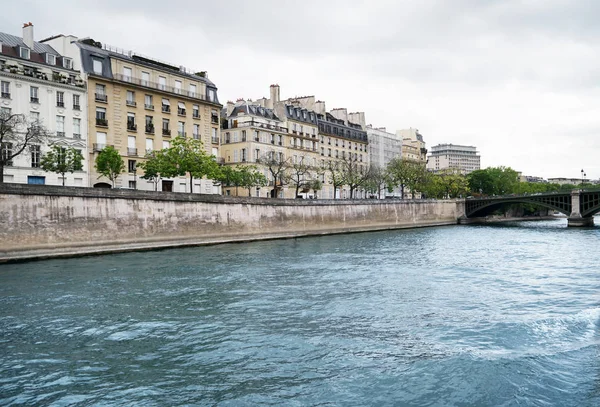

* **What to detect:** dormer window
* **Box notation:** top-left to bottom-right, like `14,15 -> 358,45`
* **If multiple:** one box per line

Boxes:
20,47 -> 30,59
46,54 -> 56,65
63,57 -> 73,69
92,58 -> 102,75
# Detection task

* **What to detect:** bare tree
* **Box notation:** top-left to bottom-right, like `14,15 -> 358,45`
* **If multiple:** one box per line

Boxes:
285,154 -> 313,198
0,111 -> 50,183
258,150 -> 289,198
340,154 -> 368,199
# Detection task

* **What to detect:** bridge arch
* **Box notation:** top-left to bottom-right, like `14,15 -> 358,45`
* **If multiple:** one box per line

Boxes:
466,198 -> 571,218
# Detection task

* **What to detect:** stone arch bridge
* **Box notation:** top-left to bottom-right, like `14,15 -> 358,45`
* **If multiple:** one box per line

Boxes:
460,190 -> 600,227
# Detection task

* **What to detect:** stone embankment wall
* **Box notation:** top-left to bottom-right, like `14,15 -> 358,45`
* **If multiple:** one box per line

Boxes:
0,184 -> 460,262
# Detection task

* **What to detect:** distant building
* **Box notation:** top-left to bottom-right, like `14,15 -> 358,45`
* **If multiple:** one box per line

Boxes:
397,128 -> 427,163
365,125 -> 402,170
519,175 -> 546,183
547,177 -> 589,185
426,143 -> 480,174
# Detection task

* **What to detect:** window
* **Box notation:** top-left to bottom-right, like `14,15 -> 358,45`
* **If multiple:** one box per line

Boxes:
128,137 -> 136,156
63,57 -> 73,69
127,113 -> 136,130
207,88 -> 216,102
96,132 -> 107,150
241,148 -> 247,162
158,76 -> 166,90
175,80 -> 182,94
233,149 -> 238,163
95,108 -> 107,126
56,116 -> 65,136
73,94 -> 80,110
128,158 -> 136,172
212,128 -> 218,142
56,91 -> 64,107
123,67 -> 132,81
1,81 -> 10,98
126,90 -> 135,106
141,72 -> 150,86
30,111 -> 40,122
178,121 -> 185,137
189,84 -> 197,96
145,94 -> 153,110
30,145 -> 41,167
46,54 -> 56,65
95,84 -> 107,102
30,86 -> 39,103
162,118 -> 170,135
193,105 -> 200,118
73,118 -> 81,138
162,98 -> 170,112
162,141 -> 170,149
92,58 -> 102,75
20,47 -> 30,59
177,102 -> 186,116
145,116 -> 154,133
1,142 -> 13,166
193,124 -> 200,140
146,138 -> 153,153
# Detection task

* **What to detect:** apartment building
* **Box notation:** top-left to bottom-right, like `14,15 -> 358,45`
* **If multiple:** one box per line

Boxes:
426,143 -> 480,174
397,128 -> 427,163
0,23 -> 88,185
44,35 -> 222,192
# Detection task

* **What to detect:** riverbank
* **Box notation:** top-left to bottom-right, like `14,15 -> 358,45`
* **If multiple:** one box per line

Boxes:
0,184 -> 459,263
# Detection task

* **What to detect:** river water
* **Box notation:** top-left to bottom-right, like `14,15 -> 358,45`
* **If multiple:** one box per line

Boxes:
1,219 -> 599,406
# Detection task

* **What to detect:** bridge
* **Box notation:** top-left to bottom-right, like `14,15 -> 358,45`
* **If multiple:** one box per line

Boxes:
460,189 -> 600,227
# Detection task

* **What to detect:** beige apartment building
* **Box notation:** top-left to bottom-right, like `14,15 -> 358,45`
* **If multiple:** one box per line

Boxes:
45,36 -> 222,192
426,143 -> 480,174
397,128 -> 427,163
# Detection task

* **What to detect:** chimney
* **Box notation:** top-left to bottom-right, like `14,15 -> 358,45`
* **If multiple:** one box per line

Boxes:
270,84 -> 280,105
226,101 -> 235,116
23,22 -> 34,50
314,101 -> 326,115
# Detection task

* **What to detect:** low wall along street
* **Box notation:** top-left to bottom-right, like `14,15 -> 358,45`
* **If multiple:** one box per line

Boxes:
0,184 -> 460,262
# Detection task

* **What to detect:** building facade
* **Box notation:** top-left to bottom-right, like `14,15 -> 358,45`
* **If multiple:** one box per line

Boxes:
426,143 -> 480,174
397,128 -> 427,163
1,24 -> 88,185
43,36 -> 222,192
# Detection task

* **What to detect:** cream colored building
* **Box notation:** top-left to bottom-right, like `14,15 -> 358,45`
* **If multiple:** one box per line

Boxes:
44,36 -> 222,192
427,143 -> 480,174
397,128 -> 427,163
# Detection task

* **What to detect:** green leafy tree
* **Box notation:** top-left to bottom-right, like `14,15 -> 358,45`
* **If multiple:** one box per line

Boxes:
217,165 -> 243,195
0,111 -> 50,183
309,179 -> 323,199
363,165 -> 388,199
434,169 -> 469,198
341,155 -> 368,198
138,150 -> 170,191
95,145 -> 125,187
161,137 -> 220,193
40,145 -> 83,186
386,158 -> 424,199
239,165 -> 268,196
467,167 -> 519,196
325,159 -> 345,199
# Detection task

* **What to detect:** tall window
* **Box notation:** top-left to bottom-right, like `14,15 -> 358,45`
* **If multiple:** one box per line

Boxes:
56,116 -> 65,136
123,67 -> 132,81
56,91 -> 64,107
141,72 -> 150,86
146,138 -> 153,153
126,90 -> 135,106
127,113 -> 136,130
193,124 -> 200,140
158,76 -> 166,90
30,145 -> 41,167
162,98 -> 170,112
95,108 -> 107,126
177,102 -> 186,116
29,86 -> 39,103
145,116 -> 154,133
73,94 -> 80,110
63,58 -> 73,69
1,142 -> 13,165
92,58 -> 102,75
162,118 -> 170,135
189,84 -> 197,96
30,111 -> 40,122
95,84 -> 106,102
193,105 -> 199,118
96,132 -> 107,149
175,80 -> 182,94
73,118 -> 81,138
145,94 -> 153,110
1,81 -> 10,98
178,121 -> 185,137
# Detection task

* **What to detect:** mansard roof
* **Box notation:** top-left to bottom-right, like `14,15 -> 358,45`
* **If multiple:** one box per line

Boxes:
230,104 -> 281,121
283,104 -> 317,125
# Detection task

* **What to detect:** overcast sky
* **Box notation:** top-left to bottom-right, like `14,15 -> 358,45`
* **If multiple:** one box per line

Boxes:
4,0 -> 599,179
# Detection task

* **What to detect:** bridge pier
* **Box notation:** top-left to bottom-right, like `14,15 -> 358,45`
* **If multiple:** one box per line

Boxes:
568,190 -> 594,227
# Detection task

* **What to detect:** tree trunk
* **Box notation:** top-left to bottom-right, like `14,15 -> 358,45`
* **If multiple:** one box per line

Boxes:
0,165 -> 4,184
295,183 -> 300,198
189,175 -> 194,193
333,186 -> 338,200
400,185 -> 404,199
61,172 -> 66,186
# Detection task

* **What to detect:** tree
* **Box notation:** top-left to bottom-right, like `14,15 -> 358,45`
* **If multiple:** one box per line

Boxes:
386,158 -> 413,199
161,137 -> 220,193
258,151 -> 289,198
363,164 -> 388,199
95,145 -> 125,187
40,145 -> 83,186
138,150 -> 170,191
309,179 -> 323,199
434,169 -> 469,198
325,159 -> 345,199
467,167 -> 519,196
340,155 -> 368,198
0,111 -> 50,183
285,155 -> 313,198
239,165 -> 268,196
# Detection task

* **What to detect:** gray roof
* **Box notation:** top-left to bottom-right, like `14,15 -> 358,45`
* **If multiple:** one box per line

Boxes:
0,32 -> 59,55
230,104 -> 281,121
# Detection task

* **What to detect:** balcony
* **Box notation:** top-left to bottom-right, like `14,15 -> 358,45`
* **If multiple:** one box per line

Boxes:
73,104 -> 81,111
96,118 -> 108,127
30,97 -> 39,103
56,101 -> 65,108
56,131 -> 65,137
127,148 -> 138,156
145,104 -> 154,110
73,133 -> 81,139
162,105 -> 170,113
145,124 -> 155,134
214,157 -> 225,164
127,123 -> 137,131
178,131 -> 186,137
126,100 -> 137,107
162,128 -> 171,136
95,93 -> 107,103
211,136 -> 219,144
112,73 -> 216,102
93,143 -> 111,152
211,114 -> 219,124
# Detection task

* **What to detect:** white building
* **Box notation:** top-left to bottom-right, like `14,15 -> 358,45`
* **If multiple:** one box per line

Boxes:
427,143 -> 480,174
0,23 -> 88,185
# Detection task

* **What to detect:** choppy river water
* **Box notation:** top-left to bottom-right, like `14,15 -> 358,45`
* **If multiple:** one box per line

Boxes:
1,219 -> 599,406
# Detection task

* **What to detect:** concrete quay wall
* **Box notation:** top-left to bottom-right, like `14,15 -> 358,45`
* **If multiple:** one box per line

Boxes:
0,184 -> 460,262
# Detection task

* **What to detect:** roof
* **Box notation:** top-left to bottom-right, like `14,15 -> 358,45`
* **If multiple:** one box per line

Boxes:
283,104 -> 317,125
0,31 -> 58,55
229,104 -> 281,121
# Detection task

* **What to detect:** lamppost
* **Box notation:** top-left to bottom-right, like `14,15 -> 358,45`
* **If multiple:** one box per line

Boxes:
581,169 -> 586,186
